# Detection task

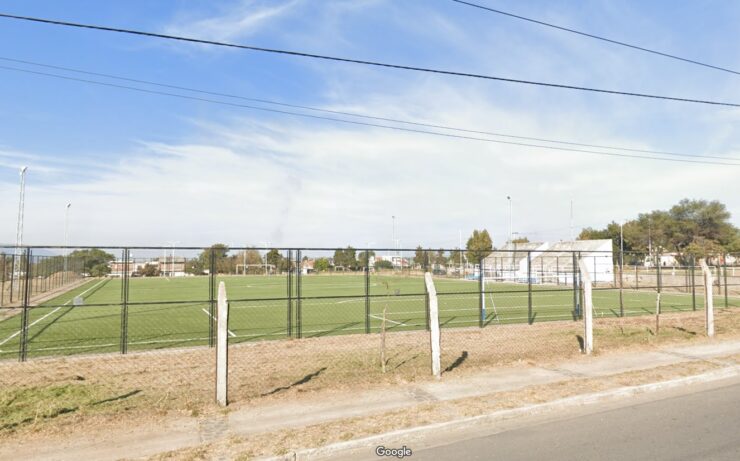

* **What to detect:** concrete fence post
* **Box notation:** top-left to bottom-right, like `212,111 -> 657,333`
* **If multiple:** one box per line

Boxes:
578,258 -> 593,354
216,281 -> 229,406
700,259 -> 714,338
424,272 -> 441,379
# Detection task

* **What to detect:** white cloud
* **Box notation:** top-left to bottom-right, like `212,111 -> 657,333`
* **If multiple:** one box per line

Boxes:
1,81 -> 738,250
2,1 -> 739,251
163,0 -> 301,43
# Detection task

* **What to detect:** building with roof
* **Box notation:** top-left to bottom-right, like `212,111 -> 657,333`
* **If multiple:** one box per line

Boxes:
484,239 -> 614,284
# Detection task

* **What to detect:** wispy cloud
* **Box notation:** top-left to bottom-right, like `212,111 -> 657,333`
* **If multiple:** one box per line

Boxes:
162,0 -> 301,43
1,80 -> 737,248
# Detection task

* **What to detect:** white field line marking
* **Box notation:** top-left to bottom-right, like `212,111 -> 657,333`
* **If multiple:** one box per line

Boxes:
0,278 -> 108,347
336,298 -> 363,304
200,308 -> 236,337
368,313 -> 408,326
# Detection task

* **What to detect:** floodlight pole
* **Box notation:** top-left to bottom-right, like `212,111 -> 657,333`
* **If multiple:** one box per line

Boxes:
507,196 -> 512,244
63,203 -> 71,284
392,215 -> 397,256
14,167 -> 28,289
570,199 -> 574,241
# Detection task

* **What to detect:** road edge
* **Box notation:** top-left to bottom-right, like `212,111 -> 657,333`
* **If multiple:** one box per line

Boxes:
265,364 -> 739,461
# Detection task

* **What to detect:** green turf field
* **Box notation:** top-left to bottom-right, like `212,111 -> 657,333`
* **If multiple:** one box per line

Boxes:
0,274 -> 736,360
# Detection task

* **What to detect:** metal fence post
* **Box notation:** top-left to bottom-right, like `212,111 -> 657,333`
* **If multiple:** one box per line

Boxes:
619,249 -> 624,317
479,256 -> 484,328
365,250 -> 370,334
691,255 -> 696,311
287,250 -> 293,337
296,250 -> 302,339
9,253 -> 15,303
18,249 -> 31,362
724,255 -> 729,308
120,248 -> 129,354
209,249 -> 216,347
0,253 -> 5,307
527,251 -> 532,324
636,262 -> 639,291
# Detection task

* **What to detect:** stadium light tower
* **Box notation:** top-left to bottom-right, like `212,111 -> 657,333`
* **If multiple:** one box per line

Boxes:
506,196 -> 512,244
392,215 -> 397,255
14,167 -> 28,286
15,167 -> 28,249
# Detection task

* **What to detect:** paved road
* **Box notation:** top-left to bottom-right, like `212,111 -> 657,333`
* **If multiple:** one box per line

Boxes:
412,380 -> 740,461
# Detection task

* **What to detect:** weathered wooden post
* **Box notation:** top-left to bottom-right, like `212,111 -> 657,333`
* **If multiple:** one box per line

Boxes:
424,272 -> 441,378
216,281 -> 229,406
700,259 -> 714,338
578,258 -> 593,354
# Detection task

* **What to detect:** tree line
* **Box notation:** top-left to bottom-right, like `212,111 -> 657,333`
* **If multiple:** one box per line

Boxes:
578,199 -> 740,260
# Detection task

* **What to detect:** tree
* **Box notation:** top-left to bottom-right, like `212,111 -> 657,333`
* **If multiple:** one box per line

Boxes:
578,199 -> 739,260
433,249 -> 447,266
333,247 -> 357,270
466,229 -> 493,263
314,258 -> 330,272
375,260 -> 393,270
684,236 -> 725,259
197,244 -> 230,274
448,248 -> 464,266
357,250 -> 375,269
265,249 -> 286,272
137,263 -> 160,277
414,246 -> 424,268
512,237 -> 530,244
185,259 -> 203,275
90,263 -> 110,277
68,248 -> 115,276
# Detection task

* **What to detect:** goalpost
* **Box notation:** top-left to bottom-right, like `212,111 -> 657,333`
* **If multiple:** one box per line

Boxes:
236,264 -> 275,275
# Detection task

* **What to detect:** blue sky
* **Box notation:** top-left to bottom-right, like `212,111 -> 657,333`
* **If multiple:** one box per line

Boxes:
1,0 -> 739,248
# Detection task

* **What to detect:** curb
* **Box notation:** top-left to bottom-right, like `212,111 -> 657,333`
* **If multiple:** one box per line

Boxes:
265,365 -> 739,461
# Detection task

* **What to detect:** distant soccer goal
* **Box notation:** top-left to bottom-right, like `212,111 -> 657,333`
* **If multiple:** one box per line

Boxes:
235,263 -> 276,275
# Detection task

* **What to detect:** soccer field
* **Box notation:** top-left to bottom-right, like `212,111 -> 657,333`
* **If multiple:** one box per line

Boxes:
0,274 -> 733,360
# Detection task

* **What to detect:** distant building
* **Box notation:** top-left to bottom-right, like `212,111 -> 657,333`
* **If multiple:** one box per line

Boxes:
374,255 -> 410,268
109,257 -> 186,277
157,257 -> 186,277
301,259 -> 315,275
644,253 -> 679,268
484,239 -> 614,284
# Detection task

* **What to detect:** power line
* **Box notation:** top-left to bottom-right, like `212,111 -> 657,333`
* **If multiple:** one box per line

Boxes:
1,12 -> 739,108
451,0 -> 740,76
1,64 -> 738,167
2,56 -> 736,162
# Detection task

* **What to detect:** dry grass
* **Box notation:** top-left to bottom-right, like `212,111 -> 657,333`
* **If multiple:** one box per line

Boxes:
1,309 -> 738,442
149,357 -> 731,461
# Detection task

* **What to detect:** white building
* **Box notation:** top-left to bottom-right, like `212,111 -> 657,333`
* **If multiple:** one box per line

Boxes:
484,239 -> 614,284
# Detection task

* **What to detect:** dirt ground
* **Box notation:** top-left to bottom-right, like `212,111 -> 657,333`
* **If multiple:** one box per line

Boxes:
1,308 -> 738,447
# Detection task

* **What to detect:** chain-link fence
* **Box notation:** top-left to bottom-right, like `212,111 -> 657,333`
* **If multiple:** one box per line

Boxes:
1,245 -> 739,409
